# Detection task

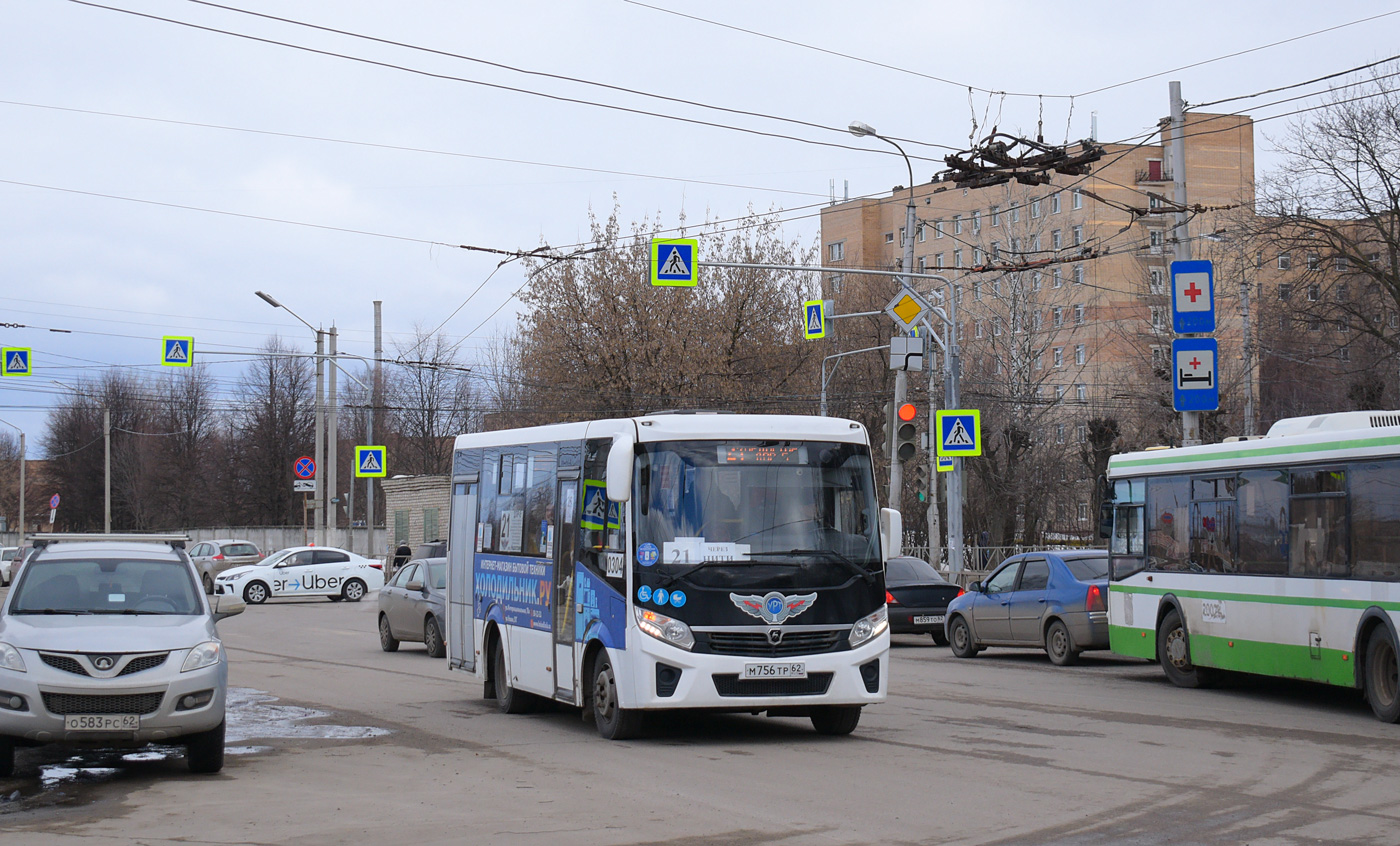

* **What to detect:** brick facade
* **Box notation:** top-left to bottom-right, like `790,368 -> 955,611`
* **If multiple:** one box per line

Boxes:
380,475 -> 451,549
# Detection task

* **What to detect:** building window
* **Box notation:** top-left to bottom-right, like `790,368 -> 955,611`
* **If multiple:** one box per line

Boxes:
1052,230 -> 1063,249
828,273 -> 844,294
993,318 -> 1002,336
1074,304 -> 1085,324
1072,188 -> 1083,210
935,220 -> 945,238
828,241 -> 845,262
975,321 -> 984,338
953,215 -> 962,235
916,256 -> 926,272
972,210 -> 981,233
991,205 -> 1001,226
885,232 -> 895,244
955,249 -> 964,268
1033,234 -> 1042,252
1031,198 -> 1042,218
974,248 -> 985,265
1152,346 -> 1166,366
1033,311 -> 1044,330
1337,284 -> 1349,302
935,253 -> 945,269
1055,385 -> 1067,402
1072,225 -> 1083,246
1053,307 -> 1064,327
1011,205 -> 1021,223
992,241 -> 1002,260
917,223 -> 926,243
1149,194 -> 1162,210
1151,306 -> 1165,329
1278,283 -> 1291,300
1075,344 -> 1086,365
1053,267 -> 1063,288
899,228 -> 905,246
1075,385 -> 1087,403
973,281 -> 981,301
1032,271 -> 1042,291
1055,426 -> 1066,446
1034,351 -> 1044,370
1078,502 -> 1090,522
1051,193 -> 1062,214
1307,284 -> 1320,301
1336,255 -> 1350,272
394,510 -> 410,545
1340,345 -> 1351,362
1149,230 -> 1164,249
1053,347 -> 1064,367
1074,266 -> 1085,285
423,507 -> 440,543
1279,252 -> 1291,270
1309,318 -> 1322,332
1307,253 -> 1320,270
1149,268 -> 1165,293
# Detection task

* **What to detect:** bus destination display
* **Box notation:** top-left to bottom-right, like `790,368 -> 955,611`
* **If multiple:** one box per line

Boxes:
719,445 -> 806,464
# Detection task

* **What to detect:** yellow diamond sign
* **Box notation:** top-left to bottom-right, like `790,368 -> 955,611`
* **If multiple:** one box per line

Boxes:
885,288 -> 930,330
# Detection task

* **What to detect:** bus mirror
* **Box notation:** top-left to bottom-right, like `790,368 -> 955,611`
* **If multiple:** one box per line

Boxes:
879,507 -> 902,563
606,432 -> 635,502
1099,503 -> 1114,540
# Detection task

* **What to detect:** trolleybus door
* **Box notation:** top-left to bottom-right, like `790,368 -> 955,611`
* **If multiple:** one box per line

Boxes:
448,481 -> 478,672
553,476 -> 580,701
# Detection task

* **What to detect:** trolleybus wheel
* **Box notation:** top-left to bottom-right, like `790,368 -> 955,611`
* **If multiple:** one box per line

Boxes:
592,652 -> 642,740
810,705 -> 862,735
1364,627 -> 1400,723
1157,608 -> 1216,688
1045,619 -> 1079,666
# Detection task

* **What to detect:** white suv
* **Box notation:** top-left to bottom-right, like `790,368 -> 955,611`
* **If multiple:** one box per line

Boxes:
0,534 -> 245,776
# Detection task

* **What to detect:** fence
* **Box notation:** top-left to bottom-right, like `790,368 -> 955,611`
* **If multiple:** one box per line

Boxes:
0,527 -> 389,562
902,544 -> 1095,588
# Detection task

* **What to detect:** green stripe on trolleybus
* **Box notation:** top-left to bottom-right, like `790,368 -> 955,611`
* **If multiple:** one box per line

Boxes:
1109,625 -> 1357,687
1112,583 -> 1400,613
1110,434 -> 1400,470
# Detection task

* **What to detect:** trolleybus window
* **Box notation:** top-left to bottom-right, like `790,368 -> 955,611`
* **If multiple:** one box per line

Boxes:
1351,460 -> 1400,581
1289,468 -> 1348,578
1237,469 -> 1288,574
1146,475 -> 1189,572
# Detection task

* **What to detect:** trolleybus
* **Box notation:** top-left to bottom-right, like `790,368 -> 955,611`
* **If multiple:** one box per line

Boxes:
444,413 -> 897,738
1105,410 -> 1400,722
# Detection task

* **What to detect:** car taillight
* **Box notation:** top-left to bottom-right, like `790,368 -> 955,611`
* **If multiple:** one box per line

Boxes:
369,563 -> 383,570
212,554 -> 224,561
885,590 -> 899,605
955,587 -> 965,598
1086,583 -> 1106,612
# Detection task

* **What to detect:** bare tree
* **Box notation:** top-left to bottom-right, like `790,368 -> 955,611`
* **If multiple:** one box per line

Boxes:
386,327 -> 476,476
229,338 -> 315,526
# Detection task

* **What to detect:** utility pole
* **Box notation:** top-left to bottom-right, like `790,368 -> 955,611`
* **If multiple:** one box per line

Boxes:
1170,80 -> 1200,446
328,325 -> 339,548
314,329 -> 326,546
945,284 -> 964,572
104,408 -> 111,533
369,300 -> 382,562
926,333 -> 941,567
1240,275 -> 1255,436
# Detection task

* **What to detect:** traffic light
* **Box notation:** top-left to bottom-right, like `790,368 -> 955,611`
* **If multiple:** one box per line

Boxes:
882,402 -> 894,448
911,461 -> 929,502
896,402 -> 919,462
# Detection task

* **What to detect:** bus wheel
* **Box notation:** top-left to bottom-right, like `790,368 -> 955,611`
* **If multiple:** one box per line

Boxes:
492,638 -> 533,714
1364,627 -> 1400,723
810,705 -> 861,735
592,653 -> 642,740
1158,608 -> 1215,689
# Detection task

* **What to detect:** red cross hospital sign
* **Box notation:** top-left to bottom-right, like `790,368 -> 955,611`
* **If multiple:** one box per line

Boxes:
1171,337 -> 1219,412
1170,260 -> 1215,333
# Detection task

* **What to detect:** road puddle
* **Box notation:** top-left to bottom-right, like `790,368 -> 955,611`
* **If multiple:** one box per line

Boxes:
1,687 -> 388,812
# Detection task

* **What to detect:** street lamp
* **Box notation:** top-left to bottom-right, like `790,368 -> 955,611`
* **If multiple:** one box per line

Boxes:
0,418 -> 24,545
850,119 -> 919,518
256,291 -> 334,547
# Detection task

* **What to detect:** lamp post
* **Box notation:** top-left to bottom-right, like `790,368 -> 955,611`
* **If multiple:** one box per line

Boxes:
0,419 -> 23,545
256,291 -> 331,547
849,120 -> 919,514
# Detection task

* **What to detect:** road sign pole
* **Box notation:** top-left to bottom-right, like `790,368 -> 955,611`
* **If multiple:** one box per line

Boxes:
328,326 -> 339,547
1170,80 -> 1200,446
104,408 -> 111,534
369,300 -> 381,561
314,330 -> 325,547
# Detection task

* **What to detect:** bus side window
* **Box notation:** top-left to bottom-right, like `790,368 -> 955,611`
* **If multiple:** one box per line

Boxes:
1289,469 -> 1349,578
1238,470 -> 1288,575
1351,460 -> 1400,581
1146,475 -> 1190,572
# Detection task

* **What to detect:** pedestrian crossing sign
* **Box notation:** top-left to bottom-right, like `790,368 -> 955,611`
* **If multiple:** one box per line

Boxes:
650,238 -> 698,287
1,348 -> 31,377
935,409 -> 981,457
354,445 -> 387,478
803,300 -> 826,339
162,336 -> 193,367
937,456 -> 954,472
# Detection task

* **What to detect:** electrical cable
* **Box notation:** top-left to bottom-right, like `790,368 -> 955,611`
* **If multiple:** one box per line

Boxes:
1191,54 -> 1400,109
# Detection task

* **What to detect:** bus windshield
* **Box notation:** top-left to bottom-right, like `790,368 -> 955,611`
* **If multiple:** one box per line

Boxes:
634,440 -> 880,576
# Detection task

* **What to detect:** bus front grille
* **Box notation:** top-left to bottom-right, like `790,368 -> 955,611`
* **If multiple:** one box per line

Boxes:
711,673 -> 833,697
701,630 -> 846,657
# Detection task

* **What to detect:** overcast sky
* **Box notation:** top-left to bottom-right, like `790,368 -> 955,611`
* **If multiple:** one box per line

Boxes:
3,0 -> 1398,450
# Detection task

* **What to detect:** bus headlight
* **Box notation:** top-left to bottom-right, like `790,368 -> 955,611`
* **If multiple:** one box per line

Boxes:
635,606 -> 695,651
848,606 -> 888,649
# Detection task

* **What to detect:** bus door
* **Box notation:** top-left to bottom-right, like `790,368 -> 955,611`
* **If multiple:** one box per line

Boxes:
553,475 -> 580,701
448,480 -> 478,672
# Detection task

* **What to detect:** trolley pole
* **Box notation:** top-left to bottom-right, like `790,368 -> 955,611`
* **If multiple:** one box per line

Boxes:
1170,81 -> 1200,446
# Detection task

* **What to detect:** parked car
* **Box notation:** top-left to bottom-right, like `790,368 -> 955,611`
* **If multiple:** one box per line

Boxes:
0,533 -> 245,776
0,547 -> 17,586
944,550 -> 1110,665
377,557 -> 446,658
214,546 -> 384,605
187,539 -> 263,594
884,556 -> 964,645
6,546 -> 36,587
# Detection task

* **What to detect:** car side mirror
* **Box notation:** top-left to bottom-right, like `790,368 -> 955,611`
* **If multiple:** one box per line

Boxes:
968,581 -> 982,593
211,594 -> 245,621
406,579 -> 424,592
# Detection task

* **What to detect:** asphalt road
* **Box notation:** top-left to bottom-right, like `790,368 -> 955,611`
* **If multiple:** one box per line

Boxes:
4,590 -> 1400,845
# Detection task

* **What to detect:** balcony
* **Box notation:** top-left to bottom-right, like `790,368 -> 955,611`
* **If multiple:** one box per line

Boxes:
1136,167 -> 1173,183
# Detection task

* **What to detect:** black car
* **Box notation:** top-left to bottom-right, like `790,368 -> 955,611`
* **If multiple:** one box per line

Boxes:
885,556 -> 964,645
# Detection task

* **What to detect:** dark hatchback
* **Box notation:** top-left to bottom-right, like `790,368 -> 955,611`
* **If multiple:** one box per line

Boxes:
884,556 -> 964,646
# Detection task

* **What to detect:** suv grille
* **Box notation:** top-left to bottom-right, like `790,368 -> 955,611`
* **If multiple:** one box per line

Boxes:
42,692 -> 164,716
41,653 -> 89,676
118,654 -> 168,675
711,673 -> 833,697
702,630 -> 845,657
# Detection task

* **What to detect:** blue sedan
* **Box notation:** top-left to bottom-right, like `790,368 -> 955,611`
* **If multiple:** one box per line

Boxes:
944,550 -> 1109,666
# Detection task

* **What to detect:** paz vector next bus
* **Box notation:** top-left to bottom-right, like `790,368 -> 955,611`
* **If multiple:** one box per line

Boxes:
443,413 -> 898,739
1104,410 -> 1400,722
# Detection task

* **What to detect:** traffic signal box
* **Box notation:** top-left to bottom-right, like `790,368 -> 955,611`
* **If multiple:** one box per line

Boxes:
895,403 -> 919,462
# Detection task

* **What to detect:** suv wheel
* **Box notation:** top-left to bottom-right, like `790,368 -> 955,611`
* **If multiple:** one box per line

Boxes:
186,719 -> 225,774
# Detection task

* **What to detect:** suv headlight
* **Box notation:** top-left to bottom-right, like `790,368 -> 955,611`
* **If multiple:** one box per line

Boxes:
635,606 -> 695,651
849,606 -> 888,649
181,641 -> 223,672
0,643 -> 26,673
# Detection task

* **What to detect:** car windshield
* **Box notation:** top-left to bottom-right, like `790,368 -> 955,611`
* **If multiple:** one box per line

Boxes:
1063,556 -> 1110,581
887,558 -> 946,583
258,549 -> 295,567
222,543 -> 258,556
427,561 -> 446,590
634,439 -> 881,575
11,557 -> 202,615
